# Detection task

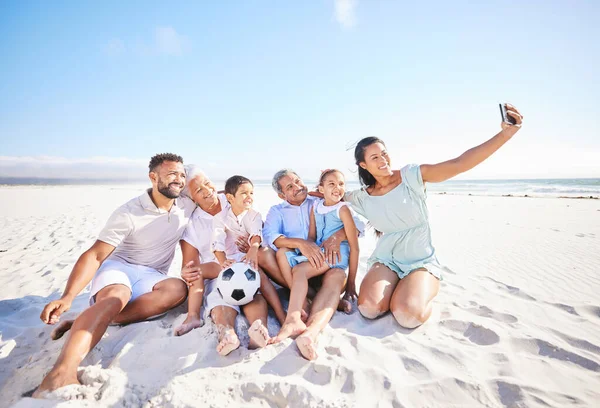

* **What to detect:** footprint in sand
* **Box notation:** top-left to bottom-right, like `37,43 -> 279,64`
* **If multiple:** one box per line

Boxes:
549,302 -> 579,316
550,329 -> 600,356
401,356 -> 430,378
440,319 -> 500,346
483,277 -> 536,301
464,302 -> 518,324
512,338 -> 600,372
302,363 -> 332,386
579,305 -> 600,321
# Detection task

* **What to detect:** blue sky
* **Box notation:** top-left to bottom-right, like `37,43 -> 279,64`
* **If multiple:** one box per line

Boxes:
1,1 -> 599,180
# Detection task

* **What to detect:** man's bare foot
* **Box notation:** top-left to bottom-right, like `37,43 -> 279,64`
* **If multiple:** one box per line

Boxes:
174,314 -> 204,336
338,298 -> 352,314
50,320 -> 74,341
216,326 -> 240,356
296,330 -> 319,360
248,320 -> 270,349
32,369 -> 80,398
272,317 -> 307,343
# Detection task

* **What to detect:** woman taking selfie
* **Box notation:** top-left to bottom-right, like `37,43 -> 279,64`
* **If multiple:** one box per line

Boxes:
345,104 -> 524,328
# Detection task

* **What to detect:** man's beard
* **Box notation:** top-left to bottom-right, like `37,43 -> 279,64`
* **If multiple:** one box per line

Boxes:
158,179 -> 182,199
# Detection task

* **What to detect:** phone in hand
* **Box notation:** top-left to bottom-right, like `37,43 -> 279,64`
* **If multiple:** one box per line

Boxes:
499,103 -> 517,125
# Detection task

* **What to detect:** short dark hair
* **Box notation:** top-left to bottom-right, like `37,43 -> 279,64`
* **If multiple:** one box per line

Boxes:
225,175 -> 253,196
148,153 -> 184,173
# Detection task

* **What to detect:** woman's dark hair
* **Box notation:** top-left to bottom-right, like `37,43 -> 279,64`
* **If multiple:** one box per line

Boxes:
354,137 -> 386,188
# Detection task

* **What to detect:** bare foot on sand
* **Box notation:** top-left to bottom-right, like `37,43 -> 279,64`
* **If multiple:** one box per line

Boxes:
296,330 -> 319,360
216,326 -> 240,356
248,320 -> 270,349
32,369 -> 80,398
338,298 -> 352,314
272,317 -> 307,343
174,314 -> 203,336
50,320 -> 74,341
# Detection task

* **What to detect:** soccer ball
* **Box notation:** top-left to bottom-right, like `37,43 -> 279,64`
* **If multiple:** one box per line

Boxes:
216,262 -> 261,306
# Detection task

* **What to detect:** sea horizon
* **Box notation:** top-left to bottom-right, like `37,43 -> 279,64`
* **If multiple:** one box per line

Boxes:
2,176 -> 599,199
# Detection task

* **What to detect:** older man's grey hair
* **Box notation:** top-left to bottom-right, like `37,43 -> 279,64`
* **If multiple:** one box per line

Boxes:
182,164 -> 206,198
272,169 -> 298,195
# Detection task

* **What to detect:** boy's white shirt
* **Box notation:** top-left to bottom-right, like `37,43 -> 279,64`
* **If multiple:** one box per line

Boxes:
211,207 -> 263,259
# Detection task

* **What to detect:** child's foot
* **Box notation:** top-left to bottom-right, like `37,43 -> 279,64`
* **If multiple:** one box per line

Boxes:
32,368 -> 80,398
216,326 -> 240,356
296,329 -> 319,360
272,317 -> 307,343
174,314 -> 203,336
248,320 -> 270,349
338,298 -> 352,314
50,320 -> 75,340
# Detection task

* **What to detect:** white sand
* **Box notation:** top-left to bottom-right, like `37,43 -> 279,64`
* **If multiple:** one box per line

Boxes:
1,185 -> 599,407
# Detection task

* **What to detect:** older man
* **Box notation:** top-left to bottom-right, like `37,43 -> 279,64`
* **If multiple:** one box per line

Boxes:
34,153 -> 194,397
261,169 -> 364,360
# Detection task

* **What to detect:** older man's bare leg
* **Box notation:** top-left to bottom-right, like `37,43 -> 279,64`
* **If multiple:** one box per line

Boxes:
296,268 -> 346,361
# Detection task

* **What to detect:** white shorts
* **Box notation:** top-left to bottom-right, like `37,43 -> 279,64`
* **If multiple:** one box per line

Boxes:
203,278 -> 240,320
89,259 -> 171,306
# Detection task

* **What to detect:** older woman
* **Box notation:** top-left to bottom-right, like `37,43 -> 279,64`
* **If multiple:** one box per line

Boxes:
175,166 -> 272,354
346,104 -> 524,328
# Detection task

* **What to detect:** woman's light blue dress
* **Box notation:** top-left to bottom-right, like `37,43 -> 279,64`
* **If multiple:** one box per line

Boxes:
346,164 -> 442,279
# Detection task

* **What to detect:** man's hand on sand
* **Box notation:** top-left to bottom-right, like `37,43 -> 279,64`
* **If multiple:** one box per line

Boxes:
181,260 -> 202,285
40,297 -> 72,324
321,235 -> 342,265
298,241 -> 325,269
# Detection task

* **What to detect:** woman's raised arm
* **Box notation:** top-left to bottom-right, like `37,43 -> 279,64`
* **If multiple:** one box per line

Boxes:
421,104 -> 523,183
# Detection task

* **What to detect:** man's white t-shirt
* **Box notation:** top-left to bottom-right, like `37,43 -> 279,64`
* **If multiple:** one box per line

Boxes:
98,189 -> 196,273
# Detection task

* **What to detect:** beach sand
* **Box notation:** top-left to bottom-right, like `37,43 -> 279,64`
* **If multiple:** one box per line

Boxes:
1,185 -> 599,407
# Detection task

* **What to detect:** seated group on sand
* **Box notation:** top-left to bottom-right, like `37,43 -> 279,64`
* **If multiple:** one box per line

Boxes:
33,104 -> 524,397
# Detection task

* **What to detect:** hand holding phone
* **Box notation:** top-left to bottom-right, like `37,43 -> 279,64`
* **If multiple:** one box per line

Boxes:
499,103 -> 517,125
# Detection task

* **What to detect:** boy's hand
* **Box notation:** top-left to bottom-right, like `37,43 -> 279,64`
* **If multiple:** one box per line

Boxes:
221,259 -> 236,269
40,296 -> 73,324
181,260 -> 202,285
242,247 -> 259,270
235,234 -> 250,253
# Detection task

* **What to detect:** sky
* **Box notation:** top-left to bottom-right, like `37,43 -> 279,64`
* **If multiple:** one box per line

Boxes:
1,0 -> 599,181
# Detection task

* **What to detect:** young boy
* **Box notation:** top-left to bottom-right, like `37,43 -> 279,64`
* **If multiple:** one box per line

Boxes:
211,175 -> 286,346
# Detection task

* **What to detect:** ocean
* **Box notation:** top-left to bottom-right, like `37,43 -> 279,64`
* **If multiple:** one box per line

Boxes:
1,177 -> 599,199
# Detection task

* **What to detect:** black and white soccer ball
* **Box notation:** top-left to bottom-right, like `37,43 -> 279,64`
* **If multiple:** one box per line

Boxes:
216,262 -> 261,306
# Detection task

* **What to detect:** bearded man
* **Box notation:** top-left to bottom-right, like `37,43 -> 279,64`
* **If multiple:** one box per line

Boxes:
33,153 -> 195,397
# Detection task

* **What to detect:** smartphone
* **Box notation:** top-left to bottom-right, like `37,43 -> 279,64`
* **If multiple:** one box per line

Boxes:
499,103 -> 517,125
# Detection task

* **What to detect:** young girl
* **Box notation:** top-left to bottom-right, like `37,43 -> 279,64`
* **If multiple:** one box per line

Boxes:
273,169 -> 359,348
